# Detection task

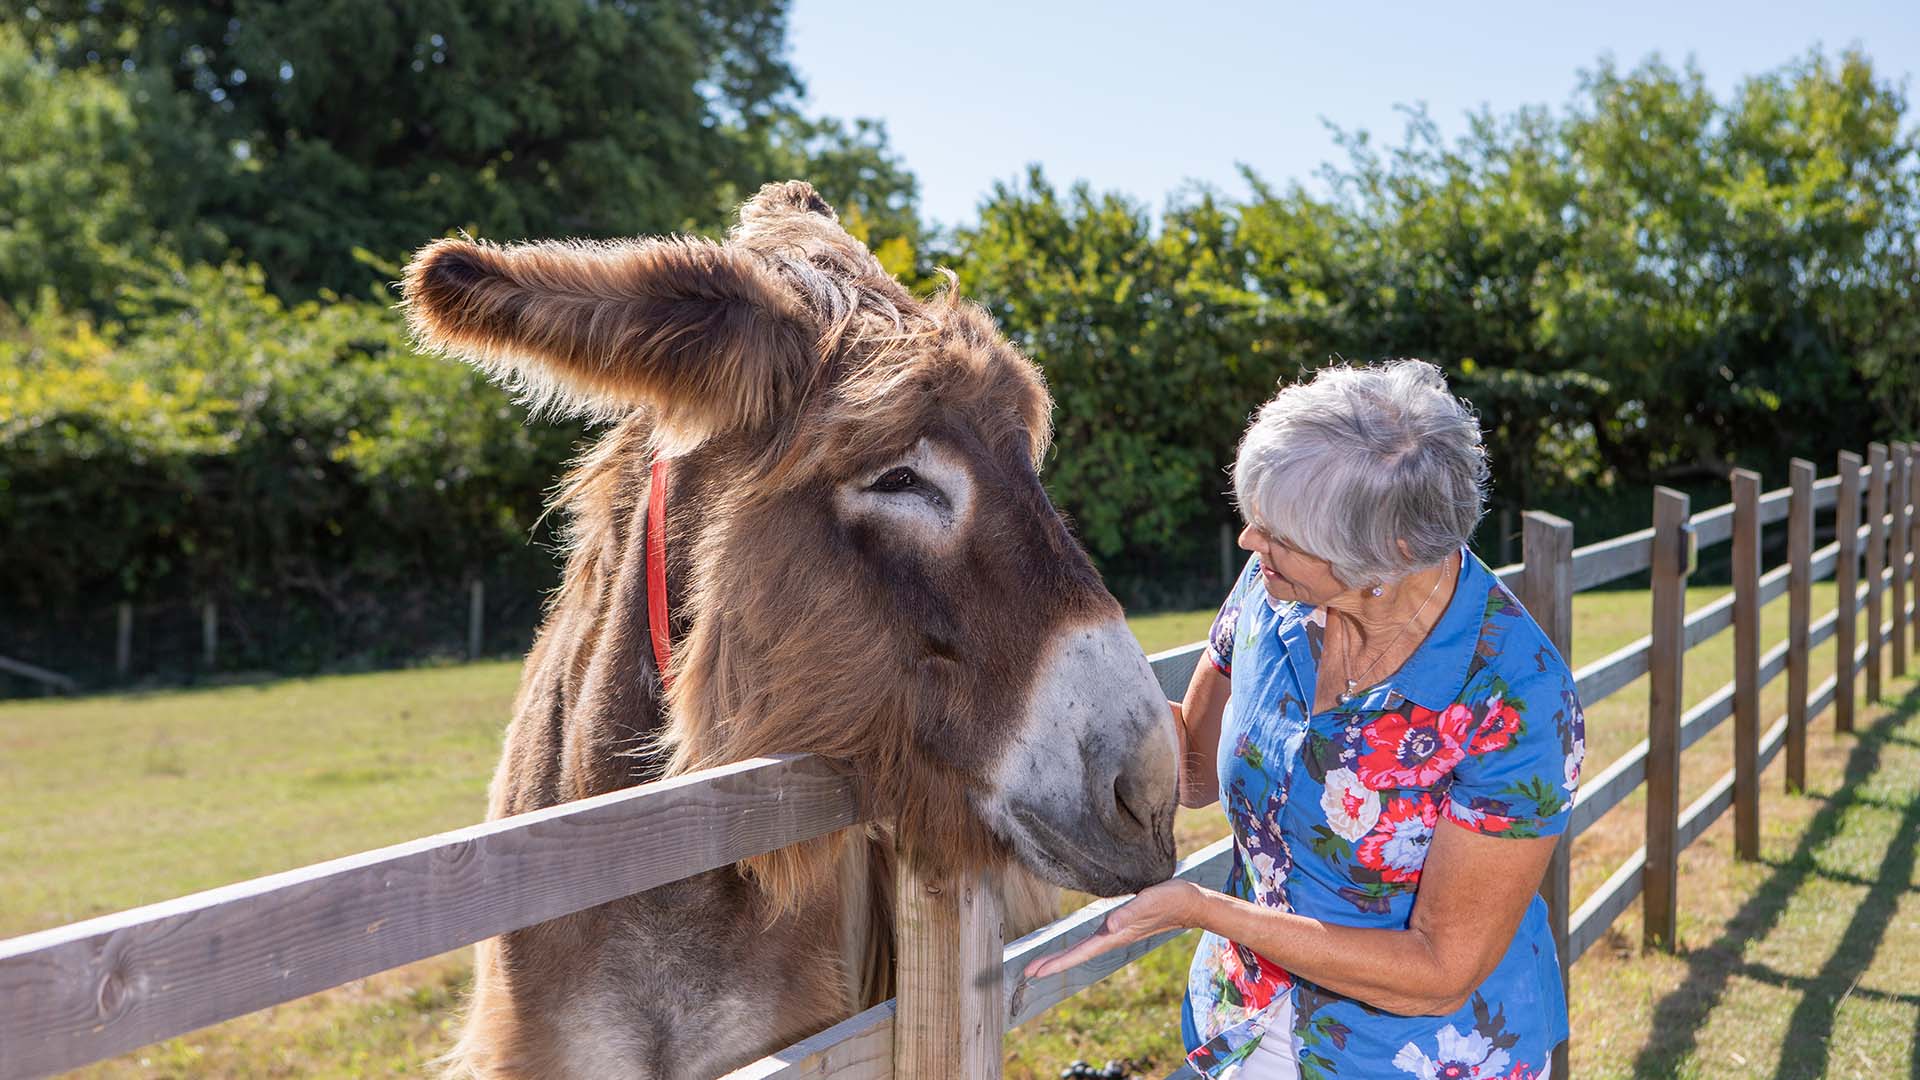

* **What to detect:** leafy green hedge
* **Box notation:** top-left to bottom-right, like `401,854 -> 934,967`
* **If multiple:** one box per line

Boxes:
0,261 -> 580,681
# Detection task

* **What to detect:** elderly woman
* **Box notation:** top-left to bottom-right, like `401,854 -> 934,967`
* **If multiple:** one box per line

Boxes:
1026,361 -> 1585,1079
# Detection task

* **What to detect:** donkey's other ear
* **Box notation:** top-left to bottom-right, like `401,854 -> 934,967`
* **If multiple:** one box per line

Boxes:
400,236 -> 818,443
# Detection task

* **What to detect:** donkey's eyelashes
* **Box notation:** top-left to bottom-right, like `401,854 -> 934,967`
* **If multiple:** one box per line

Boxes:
868,466 -> 920,494
867,466 -> 949,509
833,437 -> 973,553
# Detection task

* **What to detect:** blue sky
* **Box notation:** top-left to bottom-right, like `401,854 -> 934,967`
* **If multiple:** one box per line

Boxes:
786,0 -> 1920,229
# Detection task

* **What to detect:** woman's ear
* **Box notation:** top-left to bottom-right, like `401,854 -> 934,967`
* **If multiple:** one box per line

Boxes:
400,235 -> 821,447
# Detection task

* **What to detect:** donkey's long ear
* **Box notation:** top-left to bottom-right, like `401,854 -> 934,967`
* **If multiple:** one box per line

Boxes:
401,236 -> 819,443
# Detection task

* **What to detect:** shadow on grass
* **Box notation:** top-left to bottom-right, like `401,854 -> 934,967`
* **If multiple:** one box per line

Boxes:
1628,681 -> 1920,1079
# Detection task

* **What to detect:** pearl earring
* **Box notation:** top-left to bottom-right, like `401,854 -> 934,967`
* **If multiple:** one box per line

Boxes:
1369,584 -> 1385,598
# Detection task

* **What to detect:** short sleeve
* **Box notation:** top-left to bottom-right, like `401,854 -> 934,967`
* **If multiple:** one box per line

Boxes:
1440,658 -> 1586,839
1205,555 -> 1262,677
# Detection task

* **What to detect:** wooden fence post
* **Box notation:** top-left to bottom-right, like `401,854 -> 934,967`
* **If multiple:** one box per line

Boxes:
468,579 -> 486,661
116,602 -> 134,679
894,853 -> 1004,1079
1909,441 -> 1920,660
1521,510 -> 1573,1079
1786,459 -> 1814,793
1836,450 -> 1862,734
201,599 -> 218,669
1892,442 -> 1910,679
1645,487 -> 1690,952
1731,470 -> 1761,859
1866,443 -> 1887,704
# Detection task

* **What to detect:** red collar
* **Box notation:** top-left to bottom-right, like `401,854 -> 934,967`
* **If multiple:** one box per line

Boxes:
647,457 -> 673,689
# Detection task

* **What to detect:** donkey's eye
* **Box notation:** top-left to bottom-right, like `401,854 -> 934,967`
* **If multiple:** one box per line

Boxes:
869,467 -> 921,493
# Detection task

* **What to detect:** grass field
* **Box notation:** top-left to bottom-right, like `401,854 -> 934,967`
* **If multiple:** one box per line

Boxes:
3,584 -> 1916,1077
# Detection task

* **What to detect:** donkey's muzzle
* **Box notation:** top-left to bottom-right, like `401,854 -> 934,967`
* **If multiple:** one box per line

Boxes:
978,618 -> 1181,897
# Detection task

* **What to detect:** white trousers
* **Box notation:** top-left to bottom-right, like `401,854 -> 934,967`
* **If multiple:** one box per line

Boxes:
1236,996 -> 1299,1079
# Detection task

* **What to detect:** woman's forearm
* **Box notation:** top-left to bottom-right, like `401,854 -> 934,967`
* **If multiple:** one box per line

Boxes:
1177,662 -> 1229,808
1191,889 -> 1467,1016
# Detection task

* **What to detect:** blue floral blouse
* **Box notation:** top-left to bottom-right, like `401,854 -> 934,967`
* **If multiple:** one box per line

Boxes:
1182,550 -> 1586,1079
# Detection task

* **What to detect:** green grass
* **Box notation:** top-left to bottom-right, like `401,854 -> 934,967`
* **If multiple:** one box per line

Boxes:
0,662 -> 522,938
1126,609 -> 1217,656
3,593 -> 1916,1078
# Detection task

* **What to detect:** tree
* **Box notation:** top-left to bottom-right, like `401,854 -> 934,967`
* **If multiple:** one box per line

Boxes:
0,27 -> 213,313
15,0 -> 807,296
954,170 -> 1273,576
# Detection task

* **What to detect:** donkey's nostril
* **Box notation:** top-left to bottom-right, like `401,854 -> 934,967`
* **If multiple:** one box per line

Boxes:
1113,772 -> 1148,831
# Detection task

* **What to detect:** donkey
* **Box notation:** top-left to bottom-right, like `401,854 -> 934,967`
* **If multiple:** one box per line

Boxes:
400,181 -> 1177,1078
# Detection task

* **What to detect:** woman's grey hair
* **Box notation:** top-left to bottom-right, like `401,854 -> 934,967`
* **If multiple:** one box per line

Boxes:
1233,359 -> 1490,587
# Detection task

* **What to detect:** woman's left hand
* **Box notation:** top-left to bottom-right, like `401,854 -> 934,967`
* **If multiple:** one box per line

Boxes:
1022,879 -> 1209,980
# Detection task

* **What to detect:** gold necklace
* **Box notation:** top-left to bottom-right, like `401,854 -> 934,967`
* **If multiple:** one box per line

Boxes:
1335,556 -> 1452,706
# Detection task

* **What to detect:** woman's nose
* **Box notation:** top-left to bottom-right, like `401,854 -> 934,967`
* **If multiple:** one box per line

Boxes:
1237,524 -> 1260,552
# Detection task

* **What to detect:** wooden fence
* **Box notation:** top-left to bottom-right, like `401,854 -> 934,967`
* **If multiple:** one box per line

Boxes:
3,442 -> 1918,1080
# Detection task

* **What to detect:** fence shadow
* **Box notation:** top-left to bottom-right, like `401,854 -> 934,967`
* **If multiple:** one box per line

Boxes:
1629,680 -> 1920,1078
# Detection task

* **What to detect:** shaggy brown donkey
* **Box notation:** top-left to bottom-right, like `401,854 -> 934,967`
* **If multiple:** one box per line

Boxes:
401,181 -> 1176,1078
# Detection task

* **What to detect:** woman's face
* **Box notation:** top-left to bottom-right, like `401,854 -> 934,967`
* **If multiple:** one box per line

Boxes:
1238,523 -> 1355,607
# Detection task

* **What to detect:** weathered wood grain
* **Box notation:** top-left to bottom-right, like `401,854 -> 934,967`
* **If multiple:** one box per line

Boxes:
1520,508 -> 1575,1080
1570,741 -> 1647,838
1889,443 -> 1910,678
1837,451 -> 1863,732
1691,501 -> 1735,549
1910,443 -> 1920,660
1569,848 -> 1646,964
1756,484 -> 1793,526
1677,716 -> 1787,859
724,1003 -> 895,1080
1682,591 -> 1736,651
0,754 -> 864,1080
1731,470 -> 1762,859
1148,642 -> 1205,702
1574,635 -> 1650,707
1867,444 -> 1888,703
1000,837 -> 1234,1030
892,856 -> 1001,1080
1811,473 -> 1840,511
1570,528 -> 1654,591
1787,460 -> 1815,793
1644,487 -> 1689,952
1679,683 -> 1735,754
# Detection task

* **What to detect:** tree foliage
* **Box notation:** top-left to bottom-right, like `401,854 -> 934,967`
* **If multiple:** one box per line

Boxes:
12,0 -> 917,297
0,261 -> 577,612
952,50 -> 1919,571
1,18 -> 1916,681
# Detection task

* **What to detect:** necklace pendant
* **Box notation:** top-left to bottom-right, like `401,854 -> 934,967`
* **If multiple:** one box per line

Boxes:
1339,678 -> 1359,706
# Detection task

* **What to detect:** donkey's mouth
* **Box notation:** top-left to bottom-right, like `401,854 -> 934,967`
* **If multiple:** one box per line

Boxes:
1007,805 -> 1170,898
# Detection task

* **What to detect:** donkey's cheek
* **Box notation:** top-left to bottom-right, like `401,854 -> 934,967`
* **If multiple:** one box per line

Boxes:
972,619 -> 1179,897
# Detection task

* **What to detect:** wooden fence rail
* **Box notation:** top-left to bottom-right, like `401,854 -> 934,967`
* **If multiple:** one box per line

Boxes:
4,444 -> 1918,1080
0,757 -> 865,1079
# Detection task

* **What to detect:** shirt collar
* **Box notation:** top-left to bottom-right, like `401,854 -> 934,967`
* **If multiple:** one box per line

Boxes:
1370,546 -> 1490,711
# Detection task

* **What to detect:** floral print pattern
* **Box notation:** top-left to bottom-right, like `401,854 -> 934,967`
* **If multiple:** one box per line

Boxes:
1354,704 -> 1474,789
1391,996 -> 1538,1080
1182,549 -> 1583,1078
1355,795 -> 1438,884
1319,768 -> 1380,842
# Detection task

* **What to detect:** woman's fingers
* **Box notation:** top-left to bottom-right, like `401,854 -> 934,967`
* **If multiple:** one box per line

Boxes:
1020,882 -> 1196,980
1022,917 -> 1135,979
